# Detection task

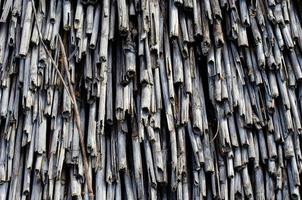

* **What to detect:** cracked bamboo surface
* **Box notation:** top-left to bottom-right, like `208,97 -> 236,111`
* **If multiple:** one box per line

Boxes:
1,0 -> 302,199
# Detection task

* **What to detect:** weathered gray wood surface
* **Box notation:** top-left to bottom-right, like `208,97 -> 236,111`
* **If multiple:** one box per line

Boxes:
0,0 -> 302,199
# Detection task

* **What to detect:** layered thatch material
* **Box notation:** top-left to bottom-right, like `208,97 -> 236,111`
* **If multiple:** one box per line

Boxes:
1,0 -> 302,199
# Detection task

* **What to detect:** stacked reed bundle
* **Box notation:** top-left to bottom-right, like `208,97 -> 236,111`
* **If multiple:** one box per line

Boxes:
0,0 -> 302,199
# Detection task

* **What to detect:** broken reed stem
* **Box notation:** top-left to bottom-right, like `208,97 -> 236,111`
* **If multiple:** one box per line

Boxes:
30,0 -> 94,198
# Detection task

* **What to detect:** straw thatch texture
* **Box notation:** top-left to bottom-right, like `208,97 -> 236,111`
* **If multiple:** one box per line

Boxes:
0,0 -> 302,199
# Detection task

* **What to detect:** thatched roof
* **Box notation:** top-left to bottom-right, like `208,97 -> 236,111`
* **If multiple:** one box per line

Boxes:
0,0 -> 302,199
